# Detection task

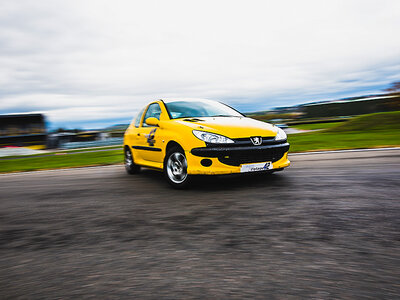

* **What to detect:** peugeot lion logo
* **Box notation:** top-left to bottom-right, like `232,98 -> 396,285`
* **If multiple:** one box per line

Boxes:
250,136 -> 262,145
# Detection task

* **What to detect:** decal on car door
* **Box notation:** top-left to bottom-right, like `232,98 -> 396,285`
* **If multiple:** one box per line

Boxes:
145,128 -> 157,146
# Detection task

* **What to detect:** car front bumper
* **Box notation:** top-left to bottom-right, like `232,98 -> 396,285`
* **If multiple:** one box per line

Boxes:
186,142 -> 290,175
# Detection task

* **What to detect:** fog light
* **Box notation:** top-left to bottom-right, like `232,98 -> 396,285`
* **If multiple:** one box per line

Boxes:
201,159 -> 212,167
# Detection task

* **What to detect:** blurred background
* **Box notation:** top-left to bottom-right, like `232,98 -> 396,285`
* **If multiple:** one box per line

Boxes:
0,1 -> 400,299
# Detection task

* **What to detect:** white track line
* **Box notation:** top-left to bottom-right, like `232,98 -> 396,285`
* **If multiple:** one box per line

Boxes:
289,147 -> 400,156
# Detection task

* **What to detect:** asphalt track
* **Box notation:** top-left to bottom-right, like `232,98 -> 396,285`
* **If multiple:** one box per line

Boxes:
0,150 -> 399,299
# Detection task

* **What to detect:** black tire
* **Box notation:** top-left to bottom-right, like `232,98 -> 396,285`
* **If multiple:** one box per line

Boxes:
125,147 -> 141,174
164,146 -> 191,189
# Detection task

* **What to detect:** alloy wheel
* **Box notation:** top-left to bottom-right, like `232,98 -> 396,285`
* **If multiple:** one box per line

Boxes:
166,152 -> 188,184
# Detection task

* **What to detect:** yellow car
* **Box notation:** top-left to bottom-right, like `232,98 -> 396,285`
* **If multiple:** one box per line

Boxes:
124,99 -> 290,188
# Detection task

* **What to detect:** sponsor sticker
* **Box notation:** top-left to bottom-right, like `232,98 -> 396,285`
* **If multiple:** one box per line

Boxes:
240,161 -> 273,173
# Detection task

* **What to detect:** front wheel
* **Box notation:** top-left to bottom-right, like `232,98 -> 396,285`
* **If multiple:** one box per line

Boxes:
125,147 -> 140,174
164,147 -> 191,189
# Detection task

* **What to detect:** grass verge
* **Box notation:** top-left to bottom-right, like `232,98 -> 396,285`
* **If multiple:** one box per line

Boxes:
0,149 -> 123,173
292,122 -> 343,130
289,131 -> 400,152
289,111 -> 400,152
0,145 -> 123,160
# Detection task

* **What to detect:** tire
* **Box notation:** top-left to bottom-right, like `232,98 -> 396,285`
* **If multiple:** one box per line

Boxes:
164,146 -> 191,189
125,147 -> 141,174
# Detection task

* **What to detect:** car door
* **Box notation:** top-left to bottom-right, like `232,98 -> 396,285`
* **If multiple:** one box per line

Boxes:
135,103 -> 164,163
128,107 -> 146,161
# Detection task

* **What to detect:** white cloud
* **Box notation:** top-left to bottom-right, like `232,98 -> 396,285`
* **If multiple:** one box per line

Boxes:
0,0 -> 399,128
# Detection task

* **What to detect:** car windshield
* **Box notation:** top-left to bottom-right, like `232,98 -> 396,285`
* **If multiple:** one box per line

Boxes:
164,100 -> 243,119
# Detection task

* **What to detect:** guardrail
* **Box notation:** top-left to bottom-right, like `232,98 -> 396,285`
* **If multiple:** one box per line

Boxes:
60,138 -> 123,149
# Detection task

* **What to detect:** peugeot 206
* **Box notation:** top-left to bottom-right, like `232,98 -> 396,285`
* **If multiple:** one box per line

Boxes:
124,99 -> 290,188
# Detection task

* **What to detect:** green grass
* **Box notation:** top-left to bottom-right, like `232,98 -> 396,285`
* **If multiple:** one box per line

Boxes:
289,131 -> 400,152
292,122 -> 343,130
1,145 -> 123,160
325,111 -> 400,132
0,149 -> 123,173
289,111 -> 400,152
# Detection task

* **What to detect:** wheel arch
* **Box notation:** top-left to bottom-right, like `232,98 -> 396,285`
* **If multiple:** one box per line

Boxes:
165,140 -> 184,154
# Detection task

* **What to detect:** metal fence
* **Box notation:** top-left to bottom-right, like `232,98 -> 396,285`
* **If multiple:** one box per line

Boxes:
60,138 -> 123,149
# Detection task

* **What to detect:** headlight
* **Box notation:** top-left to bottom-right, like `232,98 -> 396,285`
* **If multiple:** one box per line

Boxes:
193,130 -> 234,144
275,127 -> 287,141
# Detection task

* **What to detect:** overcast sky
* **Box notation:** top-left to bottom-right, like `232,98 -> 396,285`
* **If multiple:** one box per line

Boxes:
0,0 -> 399,129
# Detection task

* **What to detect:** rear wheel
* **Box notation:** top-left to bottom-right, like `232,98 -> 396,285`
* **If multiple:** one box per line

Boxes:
164,147 -> 191,189
125,147 -> 140,174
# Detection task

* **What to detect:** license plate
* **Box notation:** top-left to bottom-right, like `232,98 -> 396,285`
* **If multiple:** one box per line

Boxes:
240,161 -> 273,173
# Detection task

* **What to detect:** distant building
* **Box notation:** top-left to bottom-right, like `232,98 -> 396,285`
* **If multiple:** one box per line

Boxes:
0,114 -> 47,149
47,131 -> 101,149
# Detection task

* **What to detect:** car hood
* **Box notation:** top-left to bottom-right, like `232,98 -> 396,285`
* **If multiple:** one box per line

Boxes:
174,117 -> 278,139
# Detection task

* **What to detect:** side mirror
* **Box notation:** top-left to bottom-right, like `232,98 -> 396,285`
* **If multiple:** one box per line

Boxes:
145,117 -> 159,126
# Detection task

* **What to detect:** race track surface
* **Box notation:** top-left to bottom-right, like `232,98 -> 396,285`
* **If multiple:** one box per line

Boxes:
1,150 -> 399,299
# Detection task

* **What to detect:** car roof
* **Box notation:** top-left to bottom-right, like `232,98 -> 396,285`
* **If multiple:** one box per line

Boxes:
160,98 -> 219,104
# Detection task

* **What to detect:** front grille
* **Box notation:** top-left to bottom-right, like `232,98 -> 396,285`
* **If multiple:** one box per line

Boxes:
218,146 -> 288,166
206,136 -> 278,148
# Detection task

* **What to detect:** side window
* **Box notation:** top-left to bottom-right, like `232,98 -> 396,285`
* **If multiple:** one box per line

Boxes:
143,103 -> 162,127
134,108 -> 145,128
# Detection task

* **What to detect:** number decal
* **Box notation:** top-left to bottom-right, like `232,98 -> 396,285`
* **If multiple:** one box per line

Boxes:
146,128 -> 157,146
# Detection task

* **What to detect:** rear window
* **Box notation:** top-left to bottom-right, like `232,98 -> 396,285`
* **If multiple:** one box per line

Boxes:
134,108 -> 145,128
